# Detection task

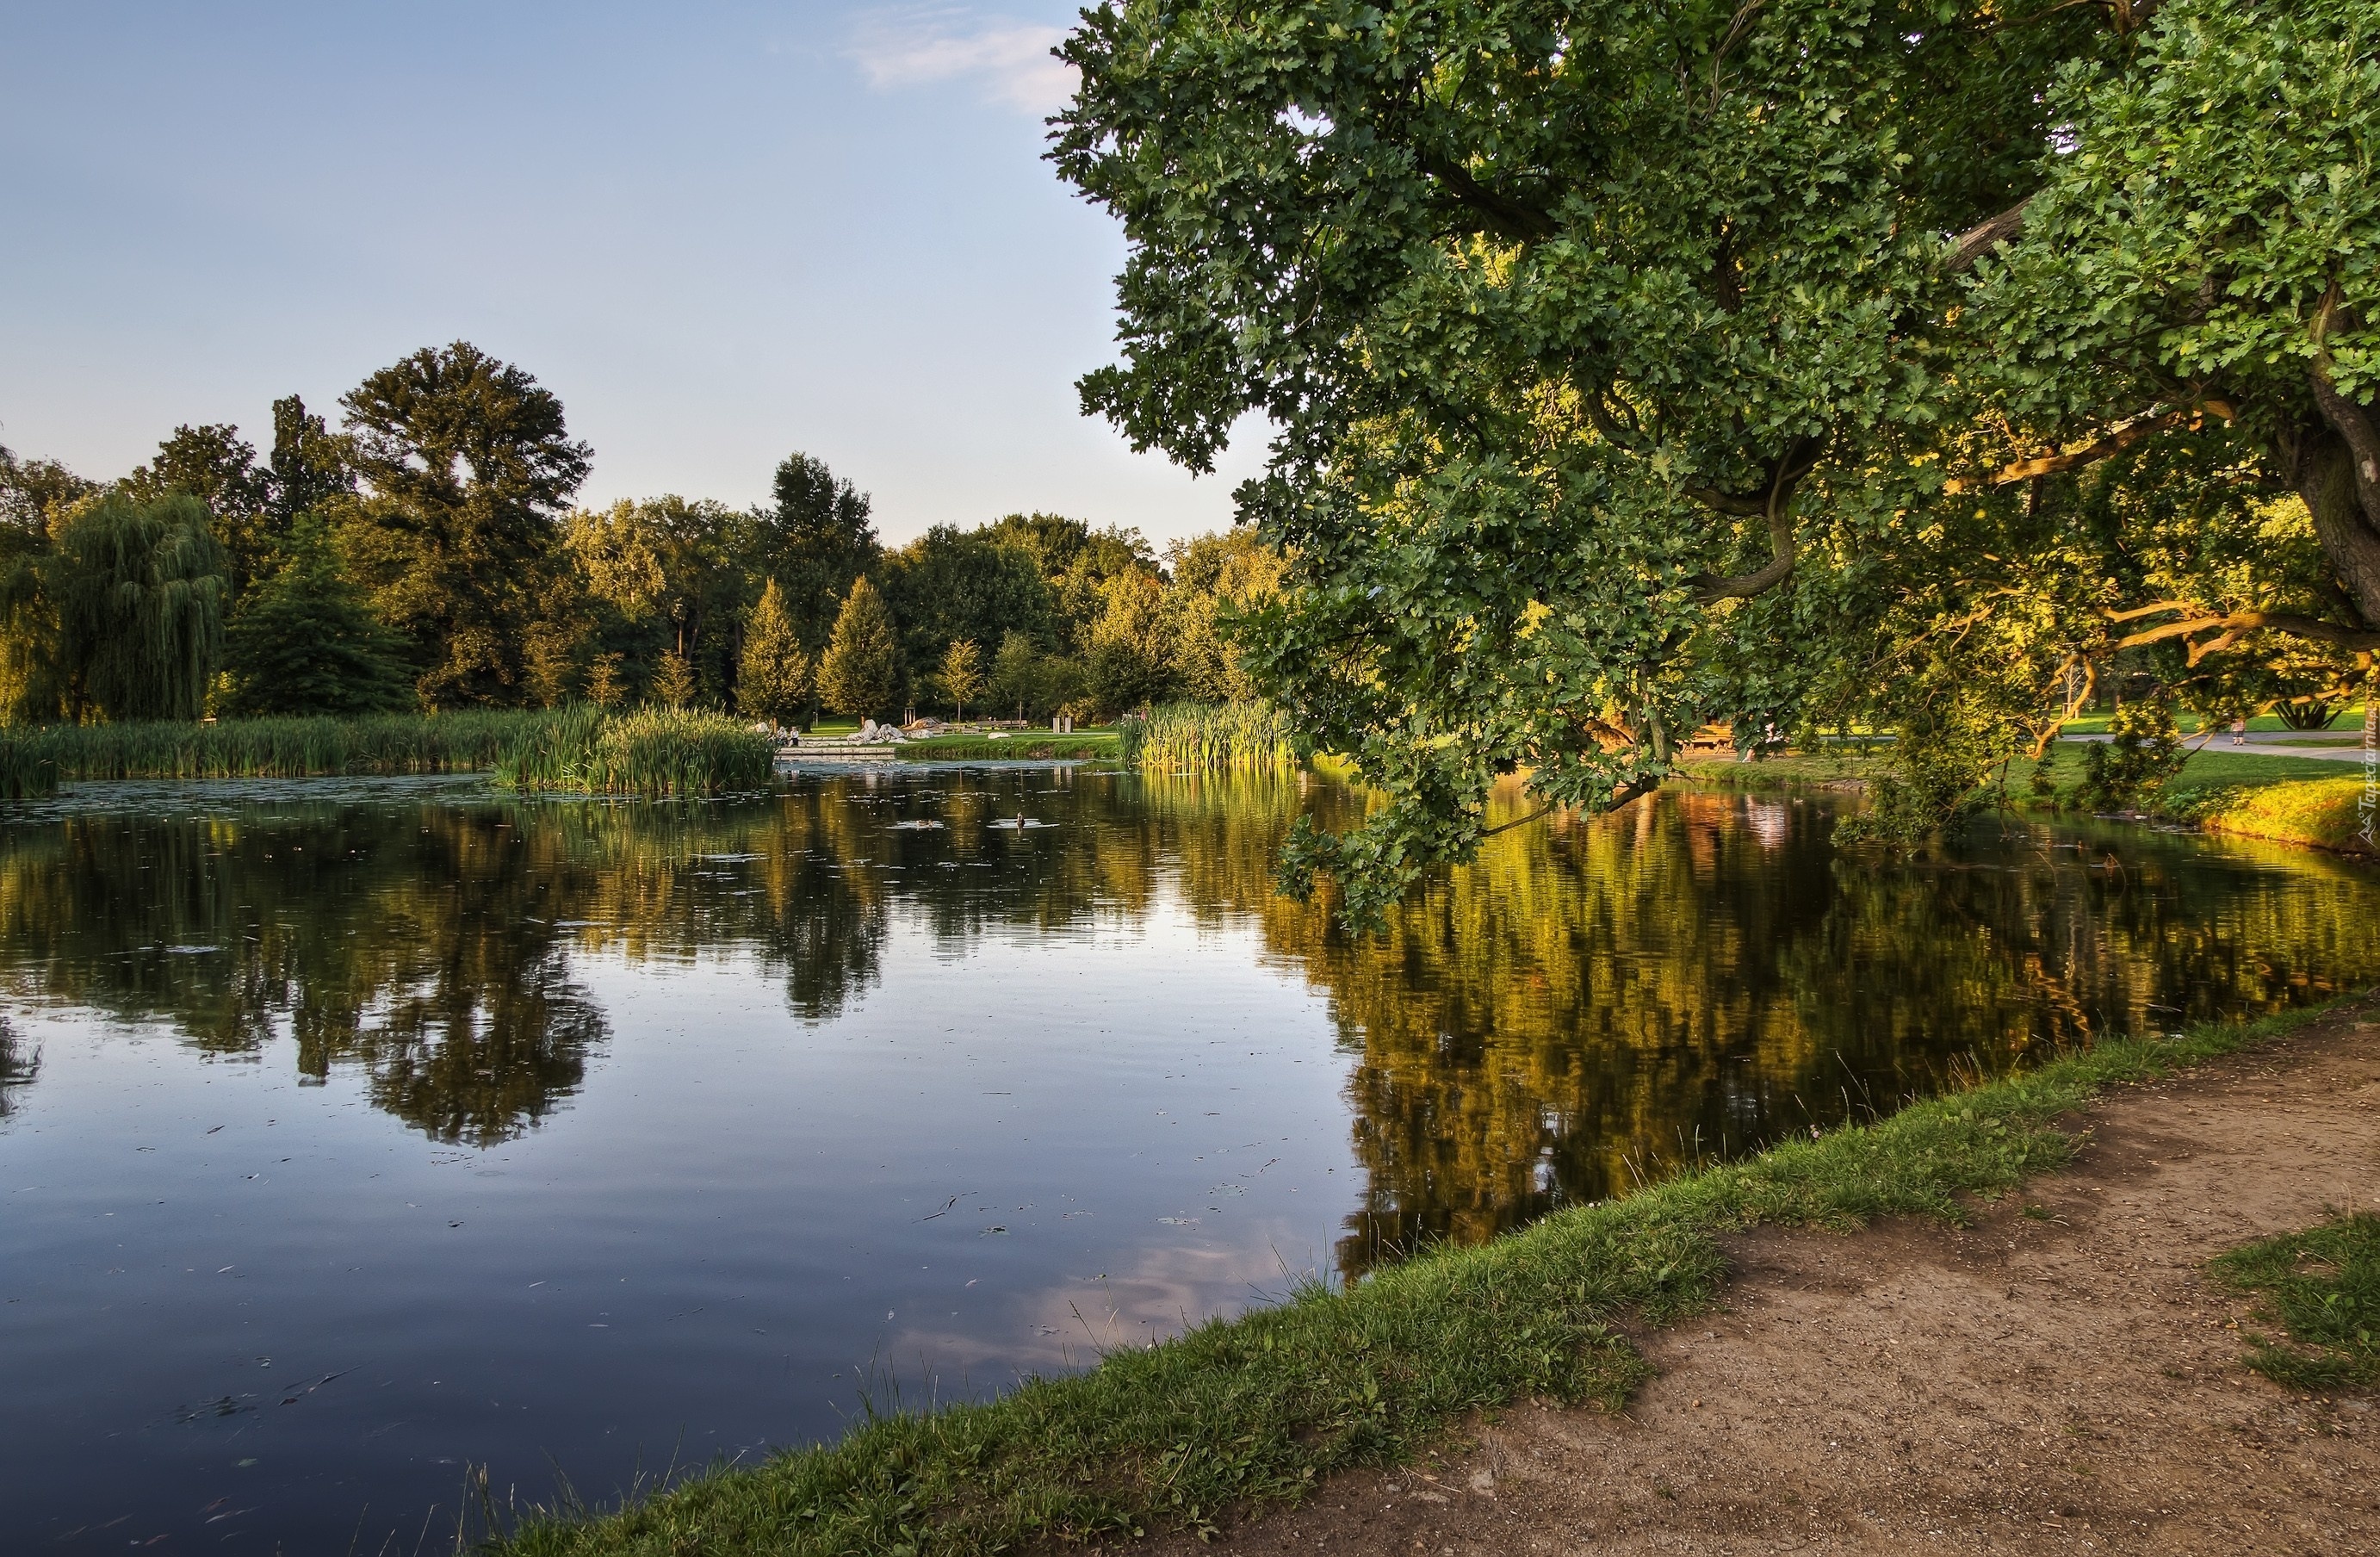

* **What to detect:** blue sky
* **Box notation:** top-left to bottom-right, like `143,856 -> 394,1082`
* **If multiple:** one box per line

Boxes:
0,2 -> 1262,545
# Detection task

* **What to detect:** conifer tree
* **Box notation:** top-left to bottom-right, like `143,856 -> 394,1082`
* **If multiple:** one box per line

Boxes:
737,579 -> 813,727
817,576 -> 902,717
220,525 -> 413,717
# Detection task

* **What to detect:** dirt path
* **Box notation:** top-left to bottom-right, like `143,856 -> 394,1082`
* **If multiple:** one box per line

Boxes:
1149,1010 -> 2380,1556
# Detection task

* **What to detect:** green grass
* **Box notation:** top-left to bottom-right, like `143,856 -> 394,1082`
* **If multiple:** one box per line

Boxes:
482,997 -> 2363,1557
1679,749 -> 1889,788
2210,1212 -> 2380,1394
2153,747 -> 2367,801
1695,745 -> 2350,802
0,710 -> 567,798
1136,702 -> 1298,773
893,733 -> 1119,760
2061,704 -> 2369,736
493,707 -> 776,797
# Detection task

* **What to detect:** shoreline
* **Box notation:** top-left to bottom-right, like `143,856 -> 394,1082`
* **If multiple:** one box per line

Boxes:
484,999 -> 2371,1557
1680,749 -> 2380,861
1144,1002 -> 2380,1554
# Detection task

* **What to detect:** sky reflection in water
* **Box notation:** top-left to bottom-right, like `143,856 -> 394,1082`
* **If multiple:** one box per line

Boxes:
0,768 -> 2374,1552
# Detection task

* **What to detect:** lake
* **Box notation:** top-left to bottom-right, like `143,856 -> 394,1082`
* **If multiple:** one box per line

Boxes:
2,767 -> 2374,1552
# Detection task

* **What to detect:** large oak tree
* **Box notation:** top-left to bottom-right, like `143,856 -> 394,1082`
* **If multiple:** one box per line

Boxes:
1055,0 -> 2380,922
338,342 -> 591,707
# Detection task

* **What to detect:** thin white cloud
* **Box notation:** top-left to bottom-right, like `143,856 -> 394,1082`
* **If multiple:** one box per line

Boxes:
848,7 -> 1076,115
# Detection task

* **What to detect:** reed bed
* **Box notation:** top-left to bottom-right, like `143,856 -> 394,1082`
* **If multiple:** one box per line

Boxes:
494,707 -> 776,797
1133,700 -> 1299,772
0,710 -> 561,797
0,729 -> 62,799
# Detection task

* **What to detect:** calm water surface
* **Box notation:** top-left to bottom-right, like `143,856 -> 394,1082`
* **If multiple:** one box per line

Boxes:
2,767 -> 2375,1552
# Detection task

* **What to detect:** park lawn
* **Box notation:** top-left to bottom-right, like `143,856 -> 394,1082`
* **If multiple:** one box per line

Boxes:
1684,746 -> 2351,803
898,727 -> 1123,757
2059,704 -> 2367,736
2156,747 -> 2365,798
1677,749 -> 1889,787
799,722 -> 1120,747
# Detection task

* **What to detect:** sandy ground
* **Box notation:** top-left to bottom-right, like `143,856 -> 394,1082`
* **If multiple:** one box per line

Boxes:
1144,1009 -> 2380,1556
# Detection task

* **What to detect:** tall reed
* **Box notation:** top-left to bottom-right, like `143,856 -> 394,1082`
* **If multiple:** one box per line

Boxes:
1134,701 -> 1299,772
0,729 -> 63,799
0,710 -> 561,797
493,707 -> 776,797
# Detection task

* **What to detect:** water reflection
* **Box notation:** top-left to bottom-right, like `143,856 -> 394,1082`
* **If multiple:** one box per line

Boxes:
0,1014 -> 34,1120
1276,785 -> 2380,1273
0,771 -> 2373,1252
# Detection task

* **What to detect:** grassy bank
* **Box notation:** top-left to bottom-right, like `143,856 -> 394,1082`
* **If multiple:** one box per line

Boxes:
485,998 -> 2362,1557
896,731 -> 1122,761
493,707 -> 775,797
2191,776 -> 2377,857
1685,747 -> 2377,859
1679,749 -> 1887,788
0,710 -> 565,798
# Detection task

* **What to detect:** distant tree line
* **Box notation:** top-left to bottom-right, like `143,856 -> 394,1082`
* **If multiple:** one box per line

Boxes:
0,341 -> 1283,727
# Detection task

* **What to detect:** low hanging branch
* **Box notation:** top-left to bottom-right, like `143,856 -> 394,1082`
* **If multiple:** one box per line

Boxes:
2110,600 -> 2380,661
1943,401 -> 2234,493
1689,438 -> 1825,603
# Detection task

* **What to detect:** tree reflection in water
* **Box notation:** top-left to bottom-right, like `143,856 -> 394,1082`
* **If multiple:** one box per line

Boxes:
1129,772 -> 2380,1276
0,1016 -> 34,1120
0,770 -> 2373,1275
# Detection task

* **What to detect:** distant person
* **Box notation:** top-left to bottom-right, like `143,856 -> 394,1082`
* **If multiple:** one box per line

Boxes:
2232,716 -> 2247,747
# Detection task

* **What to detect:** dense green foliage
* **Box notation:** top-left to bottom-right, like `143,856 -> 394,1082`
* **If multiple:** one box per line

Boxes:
939,637 -> 983,720
879,523 -> 1055,673
1054,0 -> 2380,924
2211,1212 -> 2380,1393
6,354 -> 1284,733
52,493 -> 228,723
481,993 -> 2348,1556
753,453 -> 879,651
338,342 -> 593,706
220,525 -> 415,716
0,729 -> 59,799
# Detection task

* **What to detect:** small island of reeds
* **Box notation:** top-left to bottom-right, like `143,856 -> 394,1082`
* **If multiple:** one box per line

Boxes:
493,706 -> 777,797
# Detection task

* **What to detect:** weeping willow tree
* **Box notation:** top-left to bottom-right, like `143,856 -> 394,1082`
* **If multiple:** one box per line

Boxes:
53,493 -> 229,723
